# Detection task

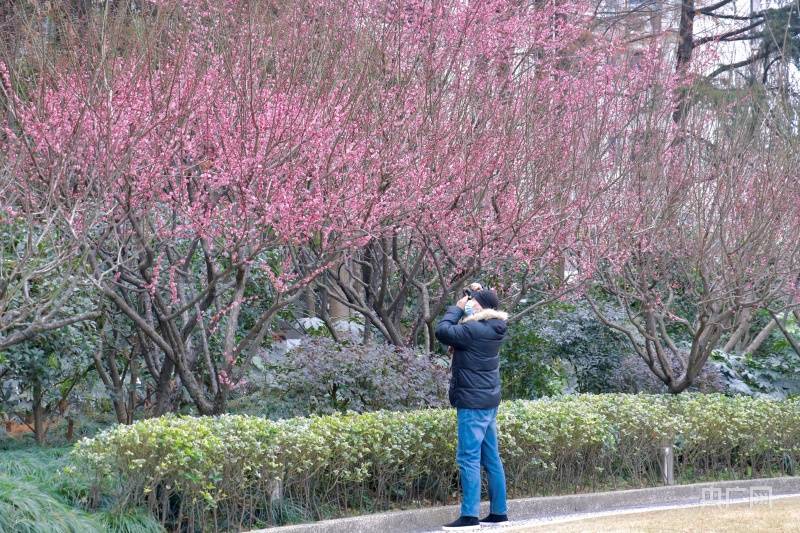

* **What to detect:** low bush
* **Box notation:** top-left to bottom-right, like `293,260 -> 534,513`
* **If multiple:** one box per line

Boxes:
72,394 -> 800,531
236,337 -> 449,418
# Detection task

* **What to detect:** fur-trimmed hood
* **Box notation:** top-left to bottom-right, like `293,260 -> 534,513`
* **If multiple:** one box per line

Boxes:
462,308 -> 509,323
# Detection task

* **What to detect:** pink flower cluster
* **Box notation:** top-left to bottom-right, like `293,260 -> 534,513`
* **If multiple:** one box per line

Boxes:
8,0 -> 783,303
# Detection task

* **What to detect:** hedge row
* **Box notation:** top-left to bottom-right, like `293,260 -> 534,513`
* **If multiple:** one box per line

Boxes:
71,394 -> 800,531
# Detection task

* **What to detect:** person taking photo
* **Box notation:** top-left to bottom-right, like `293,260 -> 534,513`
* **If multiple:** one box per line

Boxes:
435,287 -> 510,530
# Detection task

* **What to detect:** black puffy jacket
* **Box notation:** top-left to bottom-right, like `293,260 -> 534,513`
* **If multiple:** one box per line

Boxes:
435,306 -> 509,409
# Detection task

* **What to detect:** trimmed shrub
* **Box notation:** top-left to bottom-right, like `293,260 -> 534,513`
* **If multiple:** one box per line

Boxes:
71,394 -> 800,531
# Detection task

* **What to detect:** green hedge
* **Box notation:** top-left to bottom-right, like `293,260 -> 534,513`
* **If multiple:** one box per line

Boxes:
71,394 -> 800,531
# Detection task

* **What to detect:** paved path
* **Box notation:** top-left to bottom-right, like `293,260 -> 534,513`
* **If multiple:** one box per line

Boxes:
444,493 -> 800,532
258,477 -> 800,533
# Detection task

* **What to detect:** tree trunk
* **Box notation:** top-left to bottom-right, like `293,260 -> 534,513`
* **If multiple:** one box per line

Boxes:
304,287 -> 316,317
32,378 -> 45,445
723,308 -> 751,353
154,358 -> 175,416
127,346 -> 139,424
329,263 -> 351,325
742,318 -> 777,356
673,0 -> 695,122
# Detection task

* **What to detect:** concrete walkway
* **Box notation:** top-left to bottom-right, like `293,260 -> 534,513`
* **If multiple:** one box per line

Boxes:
254,476 -> 800,533
502,493 -> 800,532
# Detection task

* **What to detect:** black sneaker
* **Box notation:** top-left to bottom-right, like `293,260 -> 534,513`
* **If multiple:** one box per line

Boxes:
442,516 -> 481,530
479,513 -> 509,526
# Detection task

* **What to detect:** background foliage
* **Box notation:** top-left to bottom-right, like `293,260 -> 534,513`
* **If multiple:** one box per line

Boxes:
236,337 -> 449,417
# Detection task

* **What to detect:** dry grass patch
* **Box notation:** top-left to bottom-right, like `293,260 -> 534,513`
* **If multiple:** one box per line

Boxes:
518,495 -> 800,532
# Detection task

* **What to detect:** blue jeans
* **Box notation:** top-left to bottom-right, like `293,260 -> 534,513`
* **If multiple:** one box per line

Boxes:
456,407 -> 508,517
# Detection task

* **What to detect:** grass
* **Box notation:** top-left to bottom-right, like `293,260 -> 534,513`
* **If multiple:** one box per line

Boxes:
0,444 -> 163,533
519,496 -> 800,532
0,475 -> 102,533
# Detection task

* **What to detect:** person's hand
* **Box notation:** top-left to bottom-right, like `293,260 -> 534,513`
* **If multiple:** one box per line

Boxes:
456,295 -> 469,309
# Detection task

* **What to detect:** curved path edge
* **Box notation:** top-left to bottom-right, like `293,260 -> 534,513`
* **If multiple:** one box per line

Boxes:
252,476 -> 800,533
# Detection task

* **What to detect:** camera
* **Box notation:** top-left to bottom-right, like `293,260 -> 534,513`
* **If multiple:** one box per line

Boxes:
463,282 -> 483,299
